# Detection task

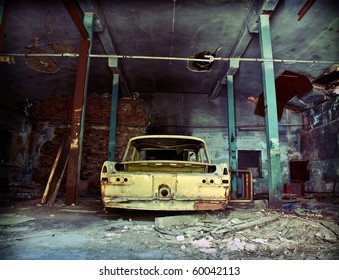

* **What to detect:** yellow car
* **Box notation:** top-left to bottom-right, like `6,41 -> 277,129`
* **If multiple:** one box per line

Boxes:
100,135 -> 231,211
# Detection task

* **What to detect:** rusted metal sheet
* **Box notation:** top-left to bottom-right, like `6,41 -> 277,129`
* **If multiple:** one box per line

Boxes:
194,202 -> 226,211
63,7 -> 93,205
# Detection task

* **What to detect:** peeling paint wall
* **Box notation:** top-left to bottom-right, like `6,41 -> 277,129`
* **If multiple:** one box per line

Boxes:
0,102 -> 33,188
301,96 -> 339,192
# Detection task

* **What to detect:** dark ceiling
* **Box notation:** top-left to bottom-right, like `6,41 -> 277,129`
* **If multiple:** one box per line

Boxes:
0,0 -> 338,107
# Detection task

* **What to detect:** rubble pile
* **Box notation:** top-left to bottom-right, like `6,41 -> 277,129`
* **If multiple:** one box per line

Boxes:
153,210 -> 339,259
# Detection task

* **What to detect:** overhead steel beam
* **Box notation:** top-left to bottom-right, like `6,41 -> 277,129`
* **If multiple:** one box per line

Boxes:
77,0 -> 131,97
297,0 -> 316,21
63,0 -> 88,40
108,58 -> 119,161
259,13 -> 282,209
227,60 -> 239,198
209,0 -> 280,100
65,9 -> 94,205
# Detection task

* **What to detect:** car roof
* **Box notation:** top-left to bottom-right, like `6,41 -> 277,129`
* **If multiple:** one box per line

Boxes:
128,135 -> 207,148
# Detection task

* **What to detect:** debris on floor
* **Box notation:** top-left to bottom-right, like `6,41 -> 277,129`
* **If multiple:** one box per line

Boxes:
0,194 -> 338,260
153,208 -> 339,259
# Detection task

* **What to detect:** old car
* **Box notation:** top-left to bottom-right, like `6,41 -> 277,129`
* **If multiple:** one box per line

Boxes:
100,135 -> 231,211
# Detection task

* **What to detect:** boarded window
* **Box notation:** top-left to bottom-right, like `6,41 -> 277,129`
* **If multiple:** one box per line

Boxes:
238,150 -> 262,178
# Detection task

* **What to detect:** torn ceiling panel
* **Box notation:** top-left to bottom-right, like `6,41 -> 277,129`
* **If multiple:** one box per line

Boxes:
255,70 -> 313,120
313,70 -> 339,92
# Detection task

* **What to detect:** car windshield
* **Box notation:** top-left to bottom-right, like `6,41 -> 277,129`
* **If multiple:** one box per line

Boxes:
123,137 -> 209,163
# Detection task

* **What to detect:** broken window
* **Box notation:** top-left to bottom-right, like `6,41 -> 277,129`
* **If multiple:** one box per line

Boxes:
237,150 -> 262,178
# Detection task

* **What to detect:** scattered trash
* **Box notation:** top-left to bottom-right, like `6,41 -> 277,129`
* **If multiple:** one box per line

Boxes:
282,204 -> 298,212
222,254 -> 229,260
191,237 -> 214,248
200,248 -> 217,254
244,243 -> 257,252
225,238 -> 246,252
252,238 -> 268,244
155,214 -> 202,229
176,235 -> 185,241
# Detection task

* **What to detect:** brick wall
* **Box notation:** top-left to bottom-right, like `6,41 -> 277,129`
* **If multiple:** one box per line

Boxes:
32,96 -> 149,190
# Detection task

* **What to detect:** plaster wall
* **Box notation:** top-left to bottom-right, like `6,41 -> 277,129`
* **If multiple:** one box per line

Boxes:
142,92 -> 303,194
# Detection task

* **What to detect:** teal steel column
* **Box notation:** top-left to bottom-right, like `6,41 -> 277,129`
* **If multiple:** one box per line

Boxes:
108,58 -> 119,161
259,14 -> 282,208
78,12 -> 94,177
227,74 -> 237,198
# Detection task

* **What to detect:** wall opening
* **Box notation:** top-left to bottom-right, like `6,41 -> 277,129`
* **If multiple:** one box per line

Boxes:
289,160 -> 309,182
237,150 -> 262,178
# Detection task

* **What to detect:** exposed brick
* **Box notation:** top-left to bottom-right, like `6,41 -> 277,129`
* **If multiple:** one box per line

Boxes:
32,96 -> 149,190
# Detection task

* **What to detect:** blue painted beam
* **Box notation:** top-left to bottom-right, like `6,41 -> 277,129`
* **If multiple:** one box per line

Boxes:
259,14 -> 282,209
78,12 -> 94,176
227,60 -> 239,198
108,58 -> 119,161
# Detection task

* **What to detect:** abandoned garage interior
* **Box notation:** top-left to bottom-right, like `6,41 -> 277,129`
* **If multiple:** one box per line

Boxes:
0,0 -> 338,261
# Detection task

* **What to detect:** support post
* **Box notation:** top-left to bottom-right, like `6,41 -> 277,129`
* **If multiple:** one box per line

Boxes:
0,0 -> 9,52
259,14 -> 282,209
108,58 -> 119,161
65,12 -> 94,205
78,13 -> 94,177
227,60 -> 239,198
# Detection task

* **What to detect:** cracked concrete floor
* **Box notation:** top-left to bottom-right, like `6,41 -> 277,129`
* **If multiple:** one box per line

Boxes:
0,191 -> 338,260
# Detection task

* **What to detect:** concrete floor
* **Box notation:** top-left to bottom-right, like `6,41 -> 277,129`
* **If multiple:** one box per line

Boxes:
0,188 -> 338,260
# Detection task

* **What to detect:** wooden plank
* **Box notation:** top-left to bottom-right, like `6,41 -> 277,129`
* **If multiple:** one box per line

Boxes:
41,136 -> 70,204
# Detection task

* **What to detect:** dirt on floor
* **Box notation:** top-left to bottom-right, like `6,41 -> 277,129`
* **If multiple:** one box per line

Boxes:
0,187 -> 338,260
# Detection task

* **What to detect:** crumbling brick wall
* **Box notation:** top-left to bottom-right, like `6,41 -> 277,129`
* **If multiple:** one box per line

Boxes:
32,96 -> 149,191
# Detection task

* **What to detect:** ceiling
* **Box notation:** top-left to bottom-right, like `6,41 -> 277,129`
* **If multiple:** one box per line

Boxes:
0,0 -> 338,109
